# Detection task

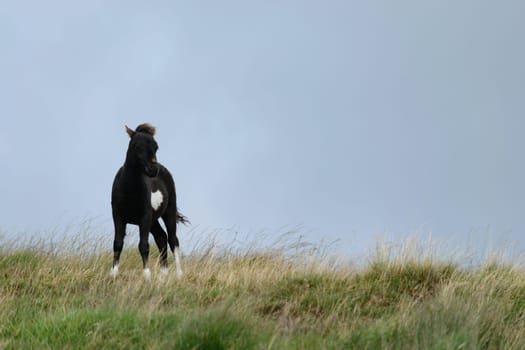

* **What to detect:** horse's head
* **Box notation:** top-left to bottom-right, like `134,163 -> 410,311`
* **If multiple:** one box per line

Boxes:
125,124 -> 159,177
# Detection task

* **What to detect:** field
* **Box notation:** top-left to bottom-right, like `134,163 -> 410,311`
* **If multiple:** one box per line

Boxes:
1,233 -> 525,349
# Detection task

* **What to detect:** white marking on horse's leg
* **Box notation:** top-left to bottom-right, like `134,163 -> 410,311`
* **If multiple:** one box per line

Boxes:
158,266 -> 168,282
174,247 -> 183,279
110,264 -> 119,278
143,267 -> 151,280
150,190 -> 163,210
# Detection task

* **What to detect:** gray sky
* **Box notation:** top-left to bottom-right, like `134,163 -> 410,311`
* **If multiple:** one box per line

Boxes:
1,1 -> 524,258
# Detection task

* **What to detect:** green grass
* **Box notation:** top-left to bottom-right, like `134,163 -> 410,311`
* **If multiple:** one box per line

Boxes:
1,239 -> 525,349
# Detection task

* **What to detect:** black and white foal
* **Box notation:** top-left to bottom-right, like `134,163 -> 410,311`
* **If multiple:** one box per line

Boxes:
111,123 -> 187,279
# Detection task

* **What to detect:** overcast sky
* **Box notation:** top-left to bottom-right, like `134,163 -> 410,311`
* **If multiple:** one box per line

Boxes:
1,1 -> 524,259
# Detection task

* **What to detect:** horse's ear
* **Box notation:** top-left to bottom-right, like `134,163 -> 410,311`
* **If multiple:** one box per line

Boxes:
125,125 -> 135,138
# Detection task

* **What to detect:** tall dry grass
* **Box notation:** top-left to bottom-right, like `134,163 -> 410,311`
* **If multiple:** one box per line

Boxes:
1,231 -> 525,349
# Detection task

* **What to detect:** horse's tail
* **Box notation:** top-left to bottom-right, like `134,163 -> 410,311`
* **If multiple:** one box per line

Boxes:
177,210 -> 190,225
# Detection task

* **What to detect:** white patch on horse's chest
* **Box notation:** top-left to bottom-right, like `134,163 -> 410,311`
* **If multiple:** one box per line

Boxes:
151,190 -> 163,210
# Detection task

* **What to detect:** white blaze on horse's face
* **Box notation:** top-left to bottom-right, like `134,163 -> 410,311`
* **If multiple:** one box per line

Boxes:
151,190 -> 163,210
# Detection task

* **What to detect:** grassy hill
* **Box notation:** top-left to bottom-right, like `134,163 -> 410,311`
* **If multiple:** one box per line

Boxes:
1,236 -> 525,349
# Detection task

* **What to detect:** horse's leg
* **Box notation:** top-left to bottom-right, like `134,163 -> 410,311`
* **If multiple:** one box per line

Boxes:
164,213 -> 183,278
111,218 -> 126,278
138,217 -> 152,280
151,220 -> 168,277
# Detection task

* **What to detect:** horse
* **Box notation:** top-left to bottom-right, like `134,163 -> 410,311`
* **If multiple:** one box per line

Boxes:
110,123 -> 187,279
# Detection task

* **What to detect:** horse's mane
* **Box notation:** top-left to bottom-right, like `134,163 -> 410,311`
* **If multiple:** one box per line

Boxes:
135,123 -> 156,136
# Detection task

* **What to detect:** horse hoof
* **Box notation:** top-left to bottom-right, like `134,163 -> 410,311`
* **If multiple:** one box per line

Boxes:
110,265 -> 119,278
158,267 -> 168,282
176,268 -> 183,280
143,268 -> 151,280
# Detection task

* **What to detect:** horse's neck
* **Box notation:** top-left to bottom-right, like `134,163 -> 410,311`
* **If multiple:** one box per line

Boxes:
121,166 -> 148,191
